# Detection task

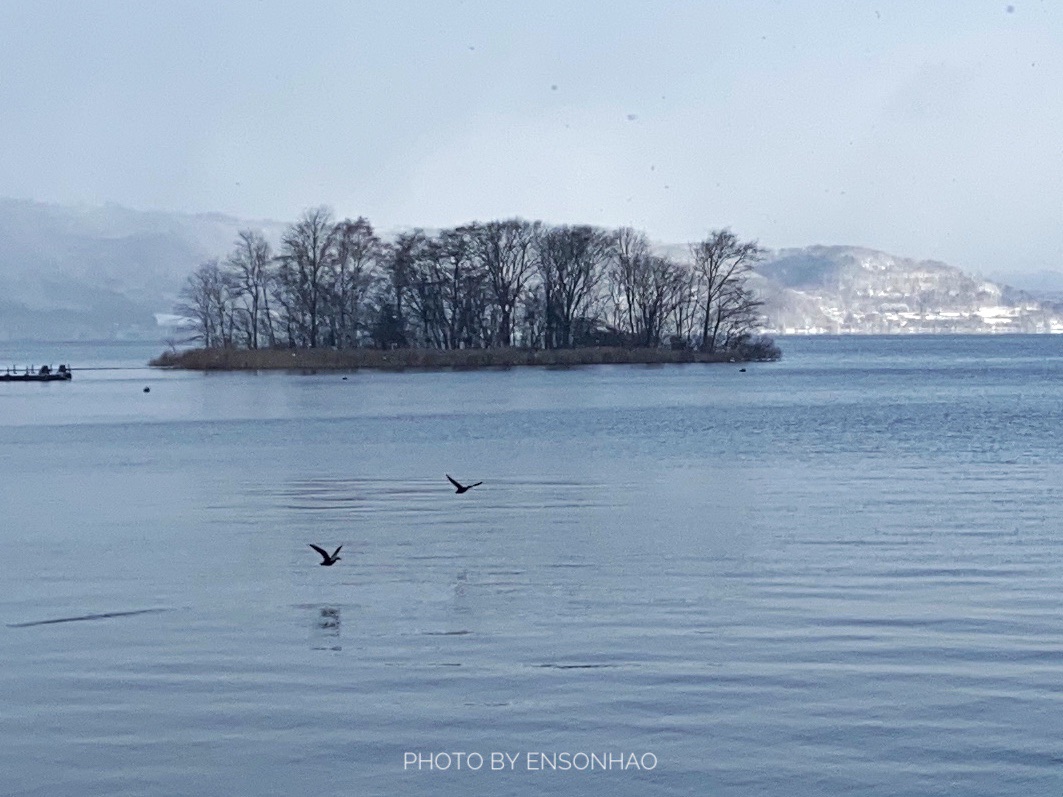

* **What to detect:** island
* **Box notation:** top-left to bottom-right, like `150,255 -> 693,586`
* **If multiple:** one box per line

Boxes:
153,212 -> 782,370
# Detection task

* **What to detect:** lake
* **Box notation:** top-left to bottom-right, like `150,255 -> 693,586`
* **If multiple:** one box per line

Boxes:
2,336 -> 1062,796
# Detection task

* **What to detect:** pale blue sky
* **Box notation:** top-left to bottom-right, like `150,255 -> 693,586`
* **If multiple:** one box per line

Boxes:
1,0 -> 1060,274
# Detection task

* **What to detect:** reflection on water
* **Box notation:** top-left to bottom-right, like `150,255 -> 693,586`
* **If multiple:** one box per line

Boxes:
452,569 -> 468,610
310,606 -> 341,651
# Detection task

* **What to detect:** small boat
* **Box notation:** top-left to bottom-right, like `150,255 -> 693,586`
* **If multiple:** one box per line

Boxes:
0,364 -> 73,382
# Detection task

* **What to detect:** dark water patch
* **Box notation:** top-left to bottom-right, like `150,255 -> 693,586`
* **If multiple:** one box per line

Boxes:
253,476 -> 613,517
537,663 -> 623,670
7,608 -> 170,628
547,561 -> 594,568
291,602 -> 359,610
880,566 -> 1038,579
794,539 -> 923,547
809,616 -> 1034,633
422,630 -> 472,636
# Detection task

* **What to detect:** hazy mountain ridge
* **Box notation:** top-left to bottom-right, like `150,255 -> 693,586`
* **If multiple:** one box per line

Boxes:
0,199 -> 284,340
0,199 -> 1061,340
987,269 -> 1063,302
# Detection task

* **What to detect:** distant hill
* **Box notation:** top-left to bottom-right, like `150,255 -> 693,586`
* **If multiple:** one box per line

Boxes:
755,246 -> 1063,334
0,198 -> 283,340
1,199 -> 1060,339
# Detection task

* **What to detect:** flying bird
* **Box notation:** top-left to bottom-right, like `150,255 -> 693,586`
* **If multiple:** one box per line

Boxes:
446,474 -> 482,494
309,544 -> 342,566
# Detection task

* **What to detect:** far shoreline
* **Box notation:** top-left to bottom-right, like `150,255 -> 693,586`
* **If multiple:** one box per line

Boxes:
149,345 -> 780,372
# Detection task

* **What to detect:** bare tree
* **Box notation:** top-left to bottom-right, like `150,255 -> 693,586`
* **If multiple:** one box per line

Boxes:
611,227 -> 650,339
276,206 -> 337,348
175,260 -> 234,348
690,229 -> 764,352
227,229 -> 274,349
519,284 -> 547,349
469,219 -> 537,347
639,255 -> 689,346
329,217 -> 380,348
416,226 -> 487,349
667,269 -> 700,348
535,224 -> 614,348
375,230 -> 427,348
267,266 -> 298,347
610,228 -> 690,346
404,233 -> 447,348
711,278 -> 764,350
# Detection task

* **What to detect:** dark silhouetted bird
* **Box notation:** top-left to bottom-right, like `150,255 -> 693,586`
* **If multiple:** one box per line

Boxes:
446,474 -> 482,494
309,544 -> 342,566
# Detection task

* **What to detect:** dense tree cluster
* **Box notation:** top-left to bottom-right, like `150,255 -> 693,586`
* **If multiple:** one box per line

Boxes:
176,208 -> 773,355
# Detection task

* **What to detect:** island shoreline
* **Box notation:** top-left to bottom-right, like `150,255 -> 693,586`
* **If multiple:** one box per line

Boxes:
150,346 -> 778,372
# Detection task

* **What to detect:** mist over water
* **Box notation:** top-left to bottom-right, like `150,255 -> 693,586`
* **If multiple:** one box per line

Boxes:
2,337 -> 1062,796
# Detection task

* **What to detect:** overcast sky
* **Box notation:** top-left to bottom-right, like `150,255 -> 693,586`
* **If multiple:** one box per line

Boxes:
1,1 -> 1060,274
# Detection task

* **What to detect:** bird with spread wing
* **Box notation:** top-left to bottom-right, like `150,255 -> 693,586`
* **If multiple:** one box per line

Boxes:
446,474 -> 483,494
309,544 -> 343,566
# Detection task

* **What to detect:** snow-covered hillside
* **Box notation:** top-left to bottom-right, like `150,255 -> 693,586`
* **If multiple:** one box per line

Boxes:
756,246 -> 1063,334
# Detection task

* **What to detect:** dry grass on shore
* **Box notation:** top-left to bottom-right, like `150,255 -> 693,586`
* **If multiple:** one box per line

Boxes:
149,346 -> 755,371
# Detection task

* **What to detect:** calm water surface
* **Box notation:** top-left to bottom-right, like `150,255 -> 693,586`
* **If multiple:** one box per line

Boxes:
2,337 -> 1062,796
